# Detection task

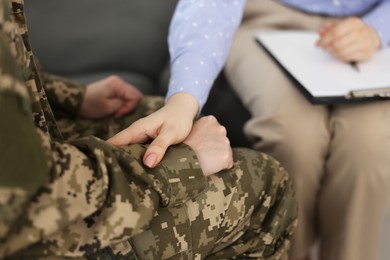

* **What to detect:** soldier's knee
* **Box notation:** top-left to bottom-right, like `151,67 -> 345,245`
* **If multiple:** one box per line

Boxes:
233,148 -> 292,189
232,147 -> 297,219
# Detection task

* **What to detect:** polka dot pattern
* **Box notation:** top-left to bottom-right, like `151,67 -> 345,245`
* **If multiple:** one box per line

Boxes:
166,0 -> 246,112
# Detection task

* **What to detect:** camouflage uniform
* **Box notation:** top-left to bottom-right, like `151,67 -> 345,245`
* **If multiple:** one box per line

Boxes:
0,0 -> 297,259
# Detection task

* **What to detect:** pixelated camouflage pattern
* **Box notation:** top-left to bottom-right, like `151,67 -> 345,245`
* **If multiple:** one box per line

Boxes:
0,0 -> 297,259
122,149 -> 297,260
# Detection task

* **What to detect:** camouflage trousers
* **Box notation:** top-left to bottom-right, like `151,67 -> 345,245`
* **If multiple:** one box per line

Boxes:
52,99 -> 298,260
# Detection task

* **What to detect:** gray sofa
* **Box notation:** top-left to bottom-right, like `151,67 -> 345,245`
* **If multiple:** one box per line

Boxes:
24,0 -> 252,147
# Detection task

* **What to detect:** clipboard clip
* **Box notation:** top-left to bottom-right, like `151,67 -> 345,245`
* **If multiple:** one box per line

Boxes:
347,87 -> 390,99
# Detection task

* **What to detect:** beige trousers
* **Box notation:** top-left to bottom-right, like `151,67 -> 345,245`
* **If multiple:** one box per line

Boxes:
225,1 -> 390,259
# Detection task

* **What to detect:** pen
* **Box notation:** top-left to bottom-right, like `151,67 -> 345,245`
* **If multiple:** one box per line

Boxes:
350,61 -> 359,72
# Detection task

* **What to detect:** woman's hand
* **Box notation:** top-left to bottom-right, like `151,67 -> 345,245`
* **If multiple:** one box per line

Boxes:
80,75 -> 143,119
107,93 -> 199,168
316,17 -> 381,62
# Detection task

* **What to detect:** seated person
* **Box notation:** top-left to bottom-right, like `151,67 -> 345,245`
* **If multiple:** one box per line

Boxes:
0,0 -> 297,259
225,0 -> 390,260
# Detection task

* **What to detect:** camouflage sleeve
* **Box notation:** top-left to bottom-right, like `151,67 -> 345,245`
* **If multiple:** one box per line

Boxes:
39,69 -> 86,116
0,58 -> 207,258
0,34 -> 51,250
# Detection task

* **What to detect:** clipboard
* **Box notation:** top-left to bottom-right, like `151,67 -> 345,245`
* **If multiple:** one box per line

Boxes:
255,30 -> 390,104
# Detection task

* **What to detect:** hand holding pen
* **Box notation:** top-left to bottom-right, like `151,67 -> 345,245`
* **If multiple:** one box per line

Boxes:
316,17 -> 381,66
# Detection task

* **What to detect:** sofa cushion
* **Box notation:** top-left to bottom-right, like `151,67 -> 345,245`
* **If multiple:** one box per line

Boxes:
25,0 -> 178,86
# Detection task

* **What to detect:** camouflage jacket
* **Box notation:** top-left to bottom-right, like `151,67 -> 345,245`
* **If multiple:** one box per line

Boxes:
0,0 -> 207,258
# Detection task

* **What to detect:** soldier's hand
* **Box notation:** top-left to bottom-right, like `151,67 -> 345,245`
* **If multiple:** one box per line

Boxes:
184,116 -> 233,176
107,93 -> 198,168
80,75 -> 143,119
316,17 -> 381,62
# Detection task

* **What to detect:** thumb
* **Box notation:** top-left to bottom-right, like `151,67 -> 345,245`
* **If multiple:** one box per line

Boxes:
143,129 -> 175,168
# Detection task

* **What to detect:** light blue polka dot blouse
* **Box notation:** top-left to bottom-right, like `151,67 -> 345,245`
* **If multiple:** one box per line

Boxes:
166,0 -> 245,112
